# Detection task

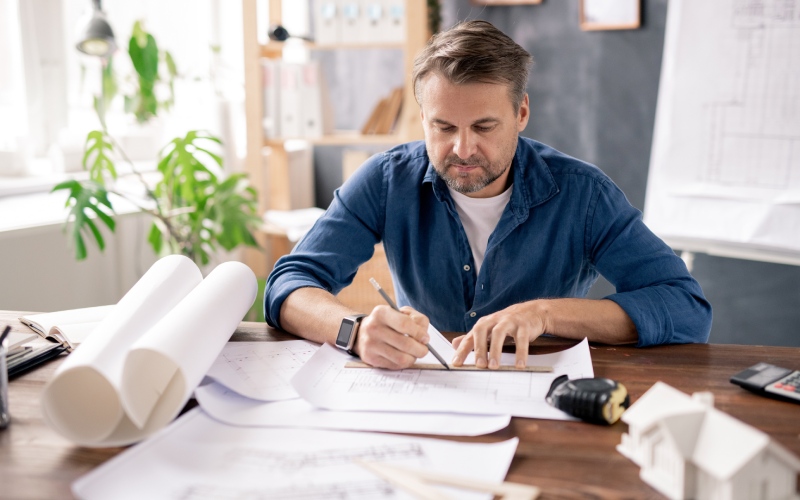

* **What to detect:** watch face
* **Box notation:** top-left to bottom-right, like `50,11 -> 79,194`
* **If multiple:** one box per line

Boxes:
336,318 -> 355,347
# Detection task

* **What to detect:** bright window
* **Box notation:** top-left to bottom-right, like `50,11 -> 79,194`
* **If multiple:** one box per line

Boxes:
0,0 -> 250,184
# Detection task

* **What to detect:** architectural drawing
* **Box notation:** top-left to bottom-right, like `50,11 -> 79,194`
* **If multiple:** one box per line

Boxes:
205,340 -> 318,401
194,380 -> 511,436
291,340 -> 594,419
644,0 -> 800,262
699,0 -> 800,190
617,382 -> 800,500
73,409 -> 519,500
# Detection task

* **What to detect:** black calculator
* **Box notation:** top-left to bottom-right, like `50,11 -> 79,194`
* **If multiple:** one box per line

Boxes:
730,363 -> 800,404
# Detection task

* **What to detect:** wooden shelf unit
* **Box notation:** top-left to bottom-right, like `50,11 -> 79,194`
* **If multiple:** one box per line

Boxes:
242,0 -> 430,281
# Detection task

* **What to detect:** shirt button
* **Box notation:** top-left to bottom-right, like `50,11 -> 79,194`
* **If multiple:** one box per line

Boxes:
463,265 -> 471,271
469,311 -> 477,318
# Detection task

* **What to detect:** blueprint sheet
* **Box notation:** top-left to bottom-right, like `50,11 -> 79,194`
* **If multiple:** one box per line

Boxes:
292,338 -> 594,419
196,380 -> 511,436
644,0 -> 800,260
73,408 -> 518,500
205,340 -> 318,401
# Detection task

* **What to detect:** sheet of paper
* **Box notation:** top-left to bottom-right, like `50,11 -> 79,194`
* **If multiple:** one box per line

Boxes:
73,408 -> 518,500
292,339 -> 594,420
202,326 -> 452,402
205,340 -> 318,401
196,380 -> 510,436
419,323 -> 457,365
40,256 -> 257,447
644,0 -> 800,258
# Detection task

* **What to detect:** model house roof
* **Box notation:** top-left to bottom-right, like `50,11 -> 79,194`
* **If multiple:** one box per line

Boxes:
666,407 -> 770,479
624,382 -> 800,480
620,381 -> 706,427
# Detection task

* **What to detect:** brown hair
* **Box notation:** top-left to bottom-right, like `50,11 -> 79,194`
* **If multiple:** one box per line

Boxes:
412,20 -> 533,114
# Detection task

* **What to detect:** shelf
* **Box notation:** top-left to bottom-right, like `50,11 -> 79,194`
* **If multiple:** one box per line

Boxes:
242,0 -> 429,277
261,41 -> 405,58
264,131 -> 402,147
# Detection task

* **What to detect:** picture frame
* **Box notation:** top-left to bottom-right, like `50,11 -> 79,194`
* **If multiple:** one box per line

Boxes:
579,0 -> 640,31
472,0 -> 543,5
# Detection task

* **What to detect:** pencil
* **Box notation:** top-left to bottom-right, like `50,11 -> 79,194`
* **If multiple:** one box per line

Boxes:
0,325 -> 10,345
369,278 -> 450,370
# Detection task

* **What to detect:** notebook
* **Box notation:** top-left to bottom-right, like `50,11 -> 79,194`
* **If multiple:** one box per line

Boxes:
19,305 -> 112,351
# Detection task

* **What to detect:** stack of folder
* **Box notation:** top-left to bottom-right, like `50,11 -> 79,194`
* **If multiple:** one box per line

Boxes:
261,60 -> 329,140
313,0 -> 407,46
4,329 -> 66,379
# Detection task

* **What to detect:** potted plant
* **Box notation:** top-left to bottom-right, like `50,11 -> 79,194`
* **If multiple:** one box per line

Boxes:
54,21 -> 261,267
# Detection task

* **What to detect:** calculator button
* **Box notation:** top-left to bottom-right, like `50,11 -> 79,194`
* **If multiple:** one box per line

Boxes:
785,386 -> 796,392
774,383 -> 784,389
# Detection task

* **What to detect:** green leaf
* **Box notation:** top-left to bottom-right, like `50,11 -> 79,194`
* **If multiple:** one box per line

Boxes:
207,174 -> 260,251
147,222 -> 164,254
193,147 -> 224,167
164,50 -> 178,78
82,131 -> 117,184
131,20 -> 148,48
52,180 -> 116,260
145,129 -> 260,264
129,33 -> 159,82
128,20 -> 160,122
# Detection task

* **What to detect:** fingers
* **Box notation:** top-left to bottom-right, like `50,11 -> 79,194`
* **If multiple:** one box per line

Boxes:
399,306 -> 430,344
513,325 -> 533,368
451,334 -> 474,367
355,305 -> 430,370
473,325 -> 490,368
488,326 -> 508,369
463,315 -> 539,370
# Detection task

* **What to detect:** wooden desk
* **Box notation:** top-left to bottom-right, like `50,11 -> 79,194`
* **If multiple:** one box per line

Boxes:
1,310 -> 798,499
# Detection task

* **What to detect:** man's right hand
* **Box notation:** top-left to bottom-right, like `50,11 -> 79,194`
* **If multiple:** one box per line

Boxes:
355,305 -> 431,369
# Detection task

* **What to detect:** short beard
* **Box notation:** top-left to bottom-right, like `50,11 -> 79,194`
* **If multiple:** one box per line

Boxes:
435,155 -> 506,194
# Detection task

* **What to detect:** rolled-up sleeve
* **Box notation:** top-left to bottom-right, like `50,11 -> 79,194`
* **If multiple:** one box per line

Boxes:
587,178 -> 712,346
263,153 -> 387,329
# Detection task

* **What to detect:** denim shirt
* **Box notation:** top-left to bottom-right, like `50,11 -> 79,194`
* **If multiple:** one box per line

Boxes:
265,138 -> 712,346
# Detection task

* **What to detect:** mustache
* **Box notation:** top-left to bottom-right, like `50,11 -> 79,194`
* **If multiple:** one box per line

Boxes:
445,155 -> 488,167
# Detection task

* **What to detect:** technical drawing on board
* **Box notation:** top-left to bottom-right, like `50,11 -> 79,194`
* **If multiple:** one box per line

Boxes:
644,0 -> 800,265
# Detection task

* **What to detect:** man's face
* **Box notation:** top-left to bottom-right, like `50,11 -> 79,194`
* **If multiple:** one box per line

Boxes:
419,73 -> 529,198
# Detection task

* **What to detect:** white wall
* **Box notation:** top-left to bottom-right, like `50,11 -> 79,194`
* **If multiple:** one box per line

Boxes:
0,213 -> 157,312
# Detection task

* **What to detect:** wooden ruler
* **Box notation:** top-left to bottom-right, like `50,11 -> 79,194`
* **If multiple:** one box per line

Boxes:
345,361 -> 552,372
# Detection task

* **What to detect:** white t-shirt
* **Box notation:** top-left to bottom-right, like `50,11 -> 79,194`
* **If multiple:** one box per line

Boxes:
448,185 -> 513,275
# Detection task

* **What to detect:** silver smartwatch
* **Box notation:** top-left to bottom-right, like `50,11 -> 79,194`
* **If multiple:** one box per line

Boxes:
335,314 -> 367,356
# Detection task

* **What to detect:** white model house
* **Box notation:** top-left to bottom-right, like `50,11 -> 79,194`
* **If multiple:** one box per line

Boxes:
617,382 -> 800,500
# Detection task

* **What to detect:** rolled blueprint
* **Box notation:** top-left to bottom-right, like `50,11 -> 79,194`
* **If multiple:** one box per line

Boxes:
41,255 -> 257,447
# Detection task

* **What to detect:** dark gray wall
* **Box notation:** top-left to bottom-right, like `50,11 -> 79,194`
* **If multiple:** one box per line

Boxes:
314,0 -> 800,346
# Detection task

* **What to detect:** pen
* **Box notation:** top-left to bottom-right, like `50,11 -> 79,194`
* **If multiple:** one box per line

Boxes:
369,278 -> 450,370
0,325 -> 10,345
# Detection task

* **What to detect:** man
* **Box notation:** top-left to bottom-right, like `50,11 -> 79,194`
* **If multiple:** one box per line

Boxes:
264,20 -> 712,370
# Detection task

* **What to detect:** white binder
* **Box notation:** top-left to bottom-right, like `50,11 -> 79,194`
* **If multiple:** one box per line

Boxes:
339,1 -> 363,44
362,1 -> 385,43
299,61 -> 324,139
279,63 -> 302,139
384,0 -> 406,44
261,59 -> 281,139
313,0 -> 341,46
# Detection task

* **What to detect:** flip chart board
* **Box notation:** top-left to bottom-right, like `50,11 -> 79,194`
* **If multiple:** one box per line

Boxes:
643,0 -> 800,266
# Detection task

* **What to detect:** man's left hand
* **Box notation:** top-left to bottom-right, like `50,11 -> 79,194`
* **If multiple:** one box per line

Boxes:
451,301 -> 547,369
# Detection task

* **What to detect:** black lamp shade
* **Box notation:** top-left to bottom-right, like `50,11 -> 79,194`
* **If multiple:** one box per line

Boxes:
76,7 -> 117,58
